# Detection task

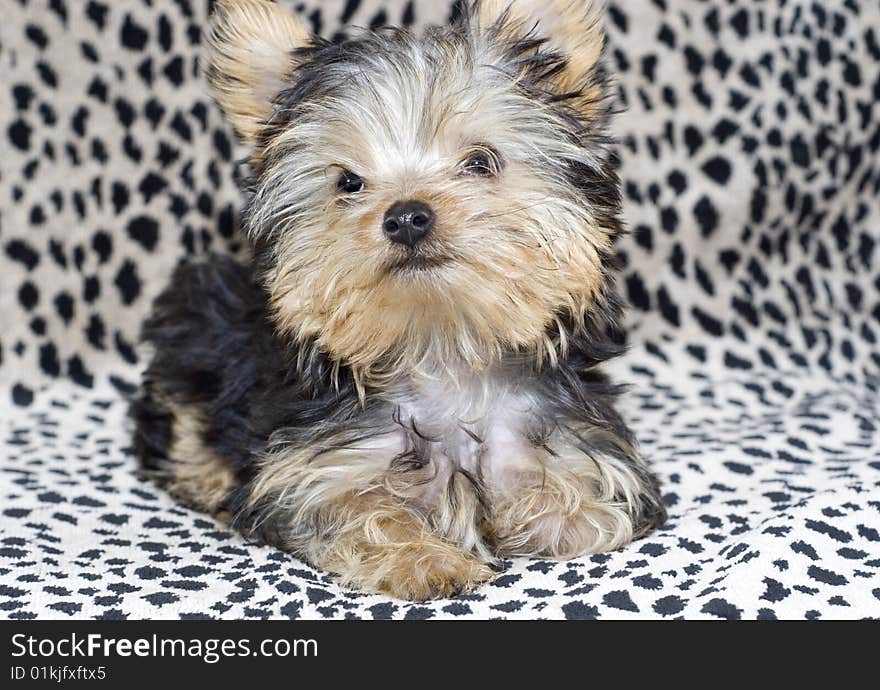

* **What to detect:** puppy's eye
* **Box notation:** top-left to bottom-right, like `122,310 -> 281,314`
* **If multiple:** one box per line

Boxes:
461,147 -> 500,177
337,170 -> 366,194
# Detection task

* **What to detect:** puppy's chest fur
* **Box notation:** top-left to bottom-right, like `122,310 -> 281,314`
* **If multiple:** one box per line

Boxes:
376,371 -> 543,490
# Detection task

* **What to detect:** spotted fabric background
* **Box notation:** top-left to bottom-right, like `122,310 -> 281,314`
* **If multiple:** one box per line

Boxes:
1,0 -> 878,619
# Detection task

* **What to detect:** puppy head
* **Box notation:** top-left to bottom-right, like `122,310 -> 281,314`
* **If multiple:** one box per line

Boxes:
207,0 -> 620,381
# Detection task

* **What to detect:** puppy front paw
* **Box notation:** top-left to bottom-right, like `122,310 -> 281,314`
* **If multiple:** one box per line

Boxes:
490,491 -> 635,558
488,460 -> 664,559
306,493 -> 495,600
333,538 -> 495,600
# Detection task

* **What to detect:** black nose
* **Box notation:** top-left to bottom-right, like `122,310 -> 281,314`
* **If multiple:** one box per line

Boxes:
383,200 -> 435,248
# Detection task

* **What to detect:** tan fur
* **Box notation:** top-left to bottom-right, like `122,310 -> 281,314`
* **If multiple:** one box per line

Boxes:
487,443 -> 643,557
305,492 -> 494,600
248,429 -> 496,599
245,409 -> 648,597
480,0 -> 607,115
206,0 -> 310,149
260,98 -> 612,389
427,470 -> 492,560
166,404 -> 236,513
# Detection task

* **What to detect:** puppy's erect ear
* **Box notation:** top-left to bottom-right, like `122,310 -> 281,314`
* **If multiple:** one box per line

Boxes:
206,0 -> 311,147
479,0 -> 606,106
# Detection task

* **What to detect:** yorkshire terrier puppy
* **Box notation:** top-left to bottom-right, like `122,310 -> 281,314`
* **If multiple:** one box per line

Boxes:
132,0 -> 666,600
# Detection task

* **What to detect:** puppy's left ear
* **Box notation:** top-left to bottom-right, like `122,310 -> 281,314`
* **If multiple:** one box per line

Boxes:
479,0 -> 606,107
206,0 -> 311,149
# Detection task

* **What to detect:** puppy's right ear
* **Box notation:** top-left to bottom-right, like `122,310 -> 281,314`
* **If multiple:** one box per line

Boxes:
206,0 -> 311,148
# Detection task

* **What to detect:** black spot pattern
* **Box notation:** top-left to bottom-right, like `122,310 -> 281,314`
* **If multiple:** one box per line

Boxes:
1,0 -> 879,619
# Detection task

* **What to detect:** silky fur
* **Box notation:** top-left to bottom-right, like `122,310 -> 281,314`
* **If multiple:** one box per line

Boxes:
132,0 -> 667,600
249,10 -> 617,387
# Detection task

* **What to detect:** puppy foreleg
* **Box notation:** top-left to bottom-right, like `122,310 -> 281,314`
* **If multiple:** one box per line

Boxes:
305,492 -> 494,600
